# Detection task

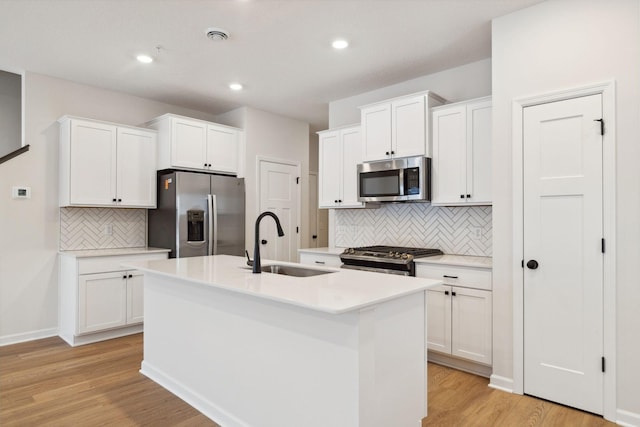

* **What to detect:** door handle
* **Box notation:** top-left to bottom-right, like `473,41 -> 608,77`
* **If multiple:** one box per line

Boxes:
261,239 -> 268,245
526,259 -> 539,269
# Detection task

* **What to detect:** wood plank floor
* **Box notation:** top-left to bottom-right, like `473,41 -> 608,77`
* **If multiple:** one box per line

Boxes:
1,333 -> 614,426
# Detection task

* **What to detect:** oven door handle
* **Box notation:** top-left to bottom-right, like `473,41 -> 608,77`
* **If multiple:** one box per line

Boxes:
341,264 -> 411,276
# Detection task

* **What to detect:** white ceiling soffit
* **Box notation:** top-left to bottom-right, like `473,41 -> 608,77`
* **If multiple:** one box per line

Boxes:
0,0 -> 542,130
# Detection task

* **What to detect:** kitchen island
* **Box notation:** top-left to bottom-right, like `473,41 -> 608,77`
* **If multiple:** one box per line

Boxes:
127,255 -> 442,427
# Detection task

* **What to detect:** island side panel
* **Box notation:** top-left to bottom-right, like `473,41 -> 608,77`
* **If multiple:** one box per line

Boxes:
358,292 -> 427,427
141,273 -> 362,427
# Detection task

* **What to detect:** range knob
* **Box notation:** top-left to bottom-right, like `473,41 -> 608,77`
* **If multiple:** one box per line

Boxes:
401,253 -> 409,260
348,248 -> 355,254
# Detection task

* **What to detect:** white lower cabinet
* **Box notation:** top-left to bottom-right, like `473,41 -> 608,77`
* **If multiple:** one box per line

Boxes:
59,251 -> 168,346
417,262 -> 492,368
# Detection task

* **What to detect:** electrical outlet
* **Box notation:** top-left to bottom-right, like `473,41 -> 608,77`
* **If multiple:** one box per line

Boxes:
470,226 -> 482,240
103,224 -> 113,236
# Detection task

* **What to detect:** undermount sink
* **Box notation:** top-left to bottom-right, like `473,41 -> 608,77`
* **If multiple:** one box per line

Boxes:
261,264 -> 336,277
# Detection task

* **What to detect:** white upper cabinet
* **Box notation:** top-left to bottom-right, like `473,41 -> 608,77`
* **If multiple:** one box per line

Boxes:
149,114 -> 244,176
59,116 -> 157,208
318,125 -> 364,209
432,96 -> 492,206
360,91 -> 445,162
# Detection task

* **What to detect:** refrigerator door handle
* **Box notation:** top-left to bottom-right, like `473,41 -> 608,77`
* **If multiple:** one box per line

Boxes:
208,194 -> 218,255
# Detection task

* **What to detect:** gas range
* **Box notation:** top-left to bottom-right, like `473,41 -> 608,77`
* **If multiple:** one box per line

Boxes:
340,245 -> 443,276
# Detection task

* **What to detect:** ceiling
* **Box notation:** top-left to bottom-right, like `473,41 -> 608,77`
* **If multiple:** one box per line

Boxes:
0,0 -> 542,131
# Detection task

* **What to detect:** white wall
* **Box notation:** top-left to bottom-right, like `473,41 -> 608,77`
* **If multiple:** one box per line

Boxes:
328,58 -> 492,128
216,107 -> 310,254
492,0 -> 640,418
0,72 -> 221,344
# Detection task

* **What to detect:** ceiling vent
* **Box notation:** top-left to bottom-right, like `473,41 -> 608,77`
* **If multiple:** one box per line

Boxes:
206,27 -> 229,41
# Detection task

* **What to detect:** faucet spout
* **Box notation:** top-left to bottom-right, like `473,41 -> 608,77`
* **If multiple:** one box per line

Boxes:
253,211 -> 285,273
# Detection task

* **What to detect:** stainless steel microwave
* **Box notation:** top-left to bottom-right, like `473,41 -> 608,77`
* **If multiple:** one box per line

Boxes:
357,156 -> 431,202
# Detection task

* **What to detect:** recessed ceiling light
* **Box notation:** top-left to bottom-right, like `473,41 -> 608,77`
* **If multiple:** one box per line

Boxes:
136,54 -> 153,64
332,39 -> 349,50
229,83 -> 243,91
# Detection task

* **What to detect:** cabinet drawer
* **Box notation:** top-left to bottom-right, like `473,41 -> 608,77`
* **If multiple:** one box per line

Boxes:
416,264 -> 491,291
78,253 -> 168,274
299,252 -> 342,268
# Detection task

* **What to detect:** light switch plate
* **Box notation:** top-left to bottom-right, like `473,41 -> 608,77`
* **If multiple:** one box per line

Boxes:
12,186 -> 31,199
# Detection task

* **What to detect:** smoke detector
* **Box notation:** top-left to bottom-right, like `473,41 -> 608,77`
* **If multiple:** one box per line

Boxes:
206,27 -> 229,41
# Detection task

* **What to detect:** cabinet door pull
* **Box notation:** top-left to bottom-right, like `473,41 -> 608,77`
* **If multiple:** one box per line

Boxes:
443,275 -> 458,279
128,274 -> 133,278
452,291 -> 457,296
444,290 -> 450,295
385,151 -> 390,155
314,261 -> 325,265
122,275 -> 127,279
466,194 -> 471,198
391,150 -> 395,155
113,198 -> 117,202
459,194 -> 465,199
117,198 -> 122,202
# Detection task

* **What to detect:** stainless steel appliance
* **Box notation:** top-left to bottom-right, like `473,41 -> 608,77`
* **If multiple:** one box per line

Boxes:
148,170 -> 245,258
357,156 -> 431,202
340,245 -> 443,276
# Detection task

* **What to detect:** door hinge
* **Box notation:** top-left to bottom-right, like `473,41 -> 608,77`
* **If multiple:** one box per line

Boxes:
601,238 -> 605,253
601,356 -> 606,373
296,177 -> 300,184
594,118 -> 604,135
296,226 -> 299,233
521,259 -> 524,268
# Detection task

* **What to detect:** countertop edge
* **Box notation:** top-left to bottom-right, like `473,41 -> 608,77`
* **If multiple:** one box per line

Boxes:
59,247 -> 171,258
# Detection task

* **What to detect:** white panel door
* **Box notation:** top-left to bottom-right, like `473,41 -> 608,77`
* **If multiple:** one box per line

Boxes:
116,127 -> 156,207
340,127 -> 363,207
523,94 -> 603,414
426,285 -> 451,354
432,105 -> 466,204
361,104 -> 391,161
392,95 -> 425,158
207,124 -> 238,174
126,271 -> 144,324
451,286 -> 492,365
69,120 -> 117,205
318,131 -> 341,207
78,272 -> 127,334
467,100 -> 492,204
308,173 -> 319,248
171,117 -> 207,169
259,160 -> 299,262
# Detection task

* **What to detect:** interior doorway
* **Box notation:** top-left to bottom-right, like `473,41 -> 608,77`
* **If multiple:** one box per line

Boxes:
257,158 -> 300,262
511,82 -> 616,421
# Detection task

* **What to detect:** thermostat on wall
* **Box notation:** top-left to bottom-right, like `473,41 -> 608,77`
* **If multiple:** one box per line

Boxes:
12,186 -> 31,199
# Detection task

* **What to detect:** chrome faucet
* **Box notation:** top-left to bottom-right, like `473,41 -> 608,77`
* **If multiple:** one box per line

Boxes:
253,211 -> 285,273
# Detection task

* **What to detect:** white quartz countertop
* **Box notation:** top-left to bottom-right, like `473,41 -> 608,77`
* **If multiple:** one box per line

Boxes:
59,247 -> 171,258
414,254 -> 492,269
126,255 -> 442,315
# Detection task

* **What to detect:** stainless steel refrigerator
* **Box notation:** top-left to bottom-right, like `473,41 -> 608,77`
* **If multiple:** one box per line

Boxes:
148,171 -> 245,258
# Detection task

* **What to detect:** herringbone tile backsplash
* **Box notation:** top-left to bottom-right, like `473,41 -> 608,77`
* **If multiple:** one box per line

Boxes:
335,204 -> 492,256
60,208 -> 146,250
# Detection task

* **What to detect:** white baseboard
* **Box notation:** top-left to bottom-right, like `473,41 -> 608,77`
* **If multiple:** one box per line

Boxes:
489,374 -> 514,393
0,328 -> 58,346
427,351 -> 492,378
140,361 -> 245,427
59,324 -> 143,347
617,409 -> 640,427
